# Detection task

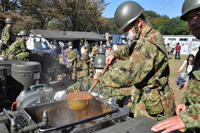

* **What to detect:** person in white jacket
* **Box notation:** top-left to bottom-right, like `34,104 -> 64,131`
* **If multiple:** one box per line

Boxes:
178,54 -> 195,87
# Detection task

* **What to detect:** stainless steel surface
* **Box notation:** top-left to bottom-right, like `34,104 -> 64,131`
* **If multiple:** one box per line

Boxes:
3,108 -> 12,122
18,104 -> 33,122
24,97 -> 118,132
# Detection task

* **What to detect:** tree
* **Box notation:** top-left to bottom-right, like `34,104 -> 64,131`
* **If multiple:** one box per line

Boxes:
150,15 -> 169,30
17,0 -> 57,30
47,0 -> 107,33
158,17 -> 192,35
0,0 -> 19,29
143,10 -> 161,22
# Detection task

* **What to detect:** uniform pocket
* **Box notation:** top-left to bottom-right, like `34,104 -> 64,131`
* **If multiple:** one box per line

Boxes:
82,63 -> 89,69
142,89 -> 163,115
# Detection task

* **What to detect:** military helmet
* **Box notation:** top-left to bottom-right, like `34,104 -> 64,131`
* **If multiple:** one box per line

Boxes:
84,43 -> 90,48
68,41 -> 73,47
93,55 -> 106,68
5,18 -> 14,24
96,47 -> 106,54
114,1 -> 144,32
180,0 -> 200,21
20,30 -> 29,36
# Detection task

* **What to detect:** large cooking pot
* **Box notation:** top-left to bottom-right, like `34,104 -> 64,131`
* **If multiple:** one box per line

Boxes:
67,64 -> 109,111
67,92 -> 106,111
67,96 -> 91,111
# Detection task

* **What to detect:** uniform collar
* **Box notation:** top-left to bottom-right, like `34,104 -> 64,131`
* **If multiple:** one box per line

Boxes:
139,24 -> 153,39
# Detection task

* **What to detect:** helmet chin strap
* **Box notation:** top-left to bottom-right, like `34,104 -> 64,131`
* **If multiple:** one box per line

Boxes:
133,22 -> 139,40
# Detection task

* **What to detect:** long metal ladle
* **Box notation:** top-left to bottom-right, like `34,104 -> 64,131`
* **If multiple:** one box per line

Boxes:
88,63 -> 109,92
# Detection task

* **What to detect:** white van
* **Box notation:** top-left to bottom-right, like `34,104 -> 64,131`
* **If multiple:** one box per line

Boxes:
26,35 -> 53,51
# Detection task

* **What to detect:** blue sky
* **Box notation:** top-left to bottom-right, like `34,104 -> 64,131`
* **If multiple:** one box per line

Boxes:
103,0 -> 185,18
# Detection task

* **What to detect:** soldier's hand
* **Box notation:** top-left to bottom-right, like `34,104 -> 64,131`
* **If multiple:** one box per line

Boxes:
176,104 -> 186,115
106,55 -> 114,64
151,115 -> 185,133
130,89 -> 135,102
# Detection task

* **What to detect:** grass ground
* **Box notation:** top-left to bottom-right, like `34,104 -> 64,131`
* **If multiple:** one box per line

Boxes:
59,46 -> 188,105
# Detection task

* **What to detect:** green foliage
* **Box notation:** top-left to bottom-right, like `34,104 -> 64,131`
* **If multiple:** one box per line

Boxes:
99,18 -> 118,34
0,1 -> 193,35
143,10 -> 161,22
158,18 -> 192,35
150,15 -> 169,29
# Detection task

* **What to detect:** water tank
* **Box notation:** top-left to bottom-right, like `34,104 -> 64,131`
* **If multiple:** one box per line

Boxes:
11,61 -> 41,87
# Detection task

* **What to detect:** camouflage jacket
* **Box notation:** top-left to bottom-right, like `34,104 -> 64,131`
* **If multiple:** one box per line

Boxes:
65,70 -> 129,100
92,46 -> 97,54
106,49 -> 113,56
97,24 -> 169,89
1,26 -> 14,46
64,76 -> 98,94
8,38 -> 27,55
97,24 -> 174,118
180,49 -> 200,128
65,49 -> 77,59
82,51 -> 90,69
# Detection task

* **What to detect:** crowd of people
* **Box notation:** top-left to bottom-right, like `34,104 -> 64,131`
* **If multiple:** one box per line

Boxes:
57,0 -> 200,132
2,0 -> 200,132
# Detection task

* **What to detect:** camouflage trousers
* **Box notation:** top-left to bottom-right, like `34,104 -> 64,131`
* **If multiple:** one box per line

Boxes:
2,48 -> 9,59
8,52 -> 29,60
130,86 -> 175,121
68,60 -> 77,79
82,63 -> 90,77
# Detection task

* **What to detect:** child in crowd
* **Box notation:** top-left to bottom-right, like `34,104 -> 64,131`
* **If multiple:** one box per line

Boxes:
178,54 -> 195,87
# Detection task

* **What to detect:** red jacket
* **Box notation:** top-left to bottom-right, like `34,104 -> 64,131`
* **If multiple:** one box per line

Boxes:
175,45 -> 181,52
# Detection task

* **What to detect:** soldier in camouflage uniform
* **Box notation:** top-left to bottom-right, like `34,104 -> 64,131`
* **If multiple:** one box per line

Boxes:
84,39 -> 88,45
82,43 -> 91,77
106,44 -> 113,56
7,30 -> 29,60
94,1 -> 175,121
90,47 -> 106,77
1,18 -> 15,58
54,55 -> 128,106
152,0 -> 200,132
65,41 -> 77,79
92,43 -> 98,56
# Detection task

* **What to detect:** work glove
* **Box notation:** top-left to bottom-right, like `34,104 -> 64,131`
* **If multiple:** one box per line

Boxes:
54,91 -> 66,100
108,98 -> 116,105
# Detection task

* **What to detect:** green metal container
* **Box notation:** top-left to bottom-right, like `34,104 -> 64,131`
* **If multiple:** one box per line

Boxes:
11,61 -> 41,87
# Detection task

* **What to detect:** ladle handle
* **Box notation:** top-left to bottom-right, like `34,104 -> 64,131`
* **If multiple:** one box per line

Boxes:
88,63 -> 109,92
